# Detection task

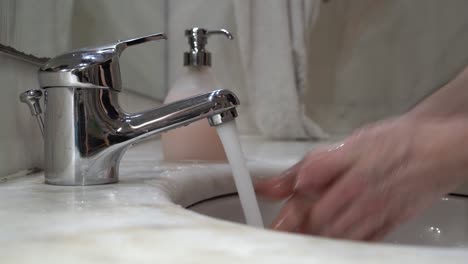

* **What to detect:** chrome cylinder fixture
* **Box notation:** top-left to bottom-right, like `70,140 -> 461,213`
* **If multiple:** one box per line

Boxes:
33,32 -> 240,186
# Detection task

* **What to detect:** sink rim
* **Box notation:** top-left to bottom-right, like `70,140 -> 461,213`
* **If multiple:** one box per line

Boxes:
1,155 -> 468,262
187,192 -> 468,248
152,160 -> 468,253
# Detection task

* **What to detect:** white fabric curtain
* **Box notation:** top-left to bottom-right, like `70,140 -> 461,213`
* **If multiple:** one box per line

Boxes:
233,0 -> 326,139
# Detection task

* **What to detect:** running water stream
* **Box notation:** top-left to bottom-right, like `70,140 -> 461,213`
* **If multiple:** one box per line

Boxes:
216,121 -> 264,228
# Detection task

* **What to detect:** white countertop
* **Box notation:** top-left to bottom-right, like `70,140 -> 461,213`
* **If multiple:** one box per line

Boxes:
1,137 -> 467,263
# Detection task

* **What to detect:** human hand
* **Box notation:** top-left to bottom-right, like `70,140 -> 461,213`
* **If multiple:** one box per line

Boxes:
255,117 -> 468,241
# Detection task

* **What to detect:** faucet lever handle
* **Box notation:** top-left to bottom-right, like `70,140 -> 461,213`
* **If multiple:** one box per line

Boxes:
19,90 -> 43,116
116,33 -> 167,55
39,32 -> 167,91
19,89 -> 45,137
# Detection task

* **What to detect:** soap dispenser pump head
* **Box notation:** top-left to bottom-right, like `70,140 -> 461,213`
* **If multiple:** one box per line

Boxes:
184,27 -> 233,67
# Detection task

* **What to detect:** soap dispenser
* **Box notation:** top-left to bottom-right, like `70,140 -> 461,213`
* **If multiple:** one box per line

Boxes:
162,28 -> 234,161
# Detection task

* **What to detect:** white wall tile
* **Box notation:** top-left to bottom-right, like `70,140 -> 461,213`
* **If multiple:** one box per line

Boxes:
70,0 -> 167,100
0,53 -> 43,176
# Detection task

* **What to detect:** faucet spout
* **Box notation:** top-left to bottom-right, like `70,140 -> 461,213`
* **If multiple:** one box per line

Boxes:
120,89 -> 239,144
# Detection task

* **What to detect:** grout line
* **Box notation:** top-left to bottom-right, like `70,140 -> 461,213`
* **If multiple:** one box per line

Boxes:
0,168 -> 42,183
0,43 -> 49,66
163,0 -> 169,98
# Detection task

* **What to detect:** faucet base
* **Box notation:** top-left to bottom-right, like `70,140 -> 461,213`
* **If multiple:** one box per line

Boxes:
44,178 -> 118,186
44,160 -> 120,186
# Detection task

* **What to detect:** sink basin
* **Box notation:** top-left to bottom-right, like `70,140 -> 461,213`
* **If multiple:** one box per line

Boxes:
188,193 -> 468,248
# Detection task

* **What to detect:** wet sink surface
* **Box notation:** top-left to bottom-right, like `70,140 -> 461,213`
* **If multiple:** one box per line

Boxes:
2,138 -> 468,263
188,194 -> 468,248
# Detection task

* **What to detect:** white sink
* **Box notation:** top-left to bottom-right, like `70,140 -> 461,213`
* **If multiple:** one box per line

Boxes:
188,193 -> 468,248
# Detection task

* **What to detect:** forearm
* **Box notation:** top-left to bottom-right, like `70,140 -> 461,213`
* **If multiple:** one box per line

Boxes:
407,65 -> 468,119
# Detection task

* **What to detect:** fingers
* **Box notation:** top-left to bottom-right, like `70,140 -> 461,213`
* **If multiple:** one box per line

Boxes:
345,213 -> 387,241
294,144 -> 352,194
304,170 -> 366,234
366,206 -> 414,242
270,193 -> 317,232
322,192 -> 385,238
256,143 -> 351,200
320,189 -> 407,241
255,161 -> 303,200
337,199 -> 388,241
366,219 -> 399,242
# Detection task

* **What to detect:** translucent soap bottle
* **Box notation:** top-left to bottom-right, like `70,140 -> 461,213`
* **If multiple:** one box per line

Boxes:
162,28 -> 234,161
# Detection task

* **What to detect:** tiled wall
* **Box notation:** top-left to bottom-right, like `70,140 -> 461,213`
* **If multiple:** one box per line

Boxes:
70,0 -> 167,101
0,53 -> 43,176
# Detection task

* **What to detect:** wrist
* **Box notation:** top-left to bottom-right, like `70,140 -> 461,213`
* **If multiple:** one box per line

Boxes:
411,116 -> 468,183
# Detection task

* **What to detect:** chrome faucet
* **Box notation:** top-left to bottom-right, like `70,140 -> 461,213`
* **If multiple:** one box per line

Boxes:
26,33 -> 239,186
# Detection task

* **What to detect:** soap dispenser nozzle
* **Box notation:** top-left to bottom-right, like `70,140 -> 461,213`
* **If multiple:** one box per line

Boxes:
184,27 -> 233,67
206,29 -> 233,40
